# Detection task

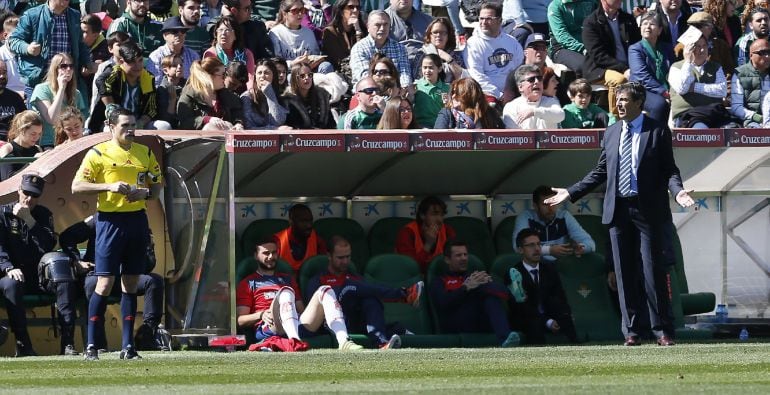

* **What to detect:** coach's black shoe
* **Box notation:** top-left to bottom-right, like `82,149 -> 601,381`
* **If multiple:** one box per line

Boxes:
84,345 -> 99,361
120,346 -> 142,360
14,340 -> 37,357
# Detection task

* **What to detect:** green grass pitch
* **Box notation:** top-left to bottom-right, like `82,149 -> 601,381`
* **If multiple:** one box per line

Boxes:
1,343 -> 769,393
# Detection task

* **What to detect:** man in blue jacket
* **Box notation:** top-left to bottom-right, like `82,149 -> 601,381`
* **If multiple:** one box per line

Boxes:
7,0 -> 94,103
513,185 -> 596,262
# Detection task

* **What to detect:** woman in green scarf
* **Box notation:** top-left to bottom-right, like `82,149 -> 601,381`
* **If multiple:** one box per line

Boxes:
628,11 -> 674,124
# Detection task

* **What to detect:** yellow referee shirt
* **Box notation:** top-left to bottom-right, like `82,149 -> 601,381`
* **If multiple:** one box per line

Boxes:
74,140 -> 162,213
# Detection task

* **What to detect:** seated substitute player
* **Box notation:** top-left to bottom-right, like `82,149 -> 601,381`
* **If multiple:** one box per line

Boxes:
273,203 -> 327,272
0,174 -> 56,357
506,228 -> 578,344
58,216 -> 170,352
430,241 -> 520,347
395,196 -> 456,274
236,238 -> 364,351
305,236 -> 424,349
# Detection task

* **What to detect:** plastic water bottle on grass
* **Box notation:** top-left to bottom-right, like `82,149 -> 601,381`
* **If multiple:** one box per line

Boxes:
739,327 -> 749,341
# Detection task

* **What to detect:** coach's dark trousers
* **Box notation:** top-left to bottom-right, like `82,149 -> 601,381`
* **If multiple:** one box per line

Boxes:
609,196 -> 675,339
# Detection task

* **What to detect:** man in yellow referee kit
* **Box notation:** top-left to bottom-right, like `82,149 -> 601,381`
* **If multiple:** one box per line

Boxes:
72,106 -> 163,361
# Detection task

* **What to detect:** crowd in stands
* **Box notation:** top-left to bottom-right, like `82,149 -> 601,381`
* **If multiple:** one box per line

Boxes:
0,0 -> 764,158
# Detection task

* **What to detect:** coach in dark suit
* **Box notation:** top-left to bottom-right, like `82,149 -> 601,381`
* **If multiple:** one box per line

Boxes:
546,82 -> 695,346
506,229 -> 577,345
582,0 -> 641,115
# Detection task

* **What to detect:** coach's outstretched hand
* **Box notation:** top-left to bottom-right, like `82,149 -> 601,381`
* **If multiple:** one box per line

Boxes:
544,188 -> 570,206
676,189 -> 695,208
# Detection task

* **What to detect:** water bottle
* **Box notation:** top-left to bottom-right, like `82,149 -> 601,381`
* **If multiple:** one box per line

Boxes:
715,304 -> 728,323
739,327 -> 749,342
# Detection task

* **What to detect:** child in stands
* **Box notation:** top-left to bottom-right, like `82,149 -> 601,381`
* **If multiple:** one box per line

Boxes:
561,79 -> 615,129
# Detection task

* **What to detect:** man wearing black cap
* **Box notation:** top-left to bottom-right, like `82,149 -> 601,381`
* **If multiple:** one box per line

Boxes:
0,173 -> 56,357
503,33 -> 554,103
147,17 -> 201,86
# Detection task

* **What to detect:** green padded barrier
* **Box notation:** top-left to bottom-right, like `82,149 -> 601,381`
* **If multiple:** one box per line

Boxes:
367,217 -> 412,257
444,216 -> 496,269
239,218 -> 289,262
574,215 -> 609,257
555,253 -> 623,342
493,216 -> 517,254
313,217 -> 369,273
364,254 -> 433,334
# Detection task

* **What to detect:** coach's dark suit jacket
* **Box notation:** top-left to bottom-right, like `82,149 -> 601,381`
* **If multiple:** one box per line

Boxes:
566,115 -> 684,225
507,261 -> 576,343
582,8 -> 641,83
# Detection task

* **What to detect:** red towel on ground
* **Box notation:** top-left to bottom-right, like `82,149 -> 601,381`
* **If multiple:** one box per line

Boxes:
248,336 -> 310,352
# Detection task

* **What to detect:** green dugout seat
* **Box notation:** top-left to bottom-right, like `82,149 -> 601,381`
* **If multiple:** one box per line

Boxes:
239,218 -> 289,262
669,225 -> 716,316
489,253 -> 523,284
494,216 -> 517,254
574,215 -> 609,257
367,217 -> 411,257
426,253 -> 487,334
555,253 -> 623,342
364,254 -> 432,334
313,217 -> 369,272
444,216 -> 496,268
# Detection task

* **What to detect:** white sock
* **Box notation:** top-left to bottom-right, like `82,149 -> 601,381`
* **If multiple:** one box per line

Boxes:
277,288 -> 301,340
319,286 -> 349,345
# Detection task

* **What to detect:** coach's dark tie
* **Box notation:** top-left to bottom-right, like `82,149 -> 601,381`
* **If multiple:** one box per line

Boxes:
618,121 -> 633,197
530,269 -> 539,287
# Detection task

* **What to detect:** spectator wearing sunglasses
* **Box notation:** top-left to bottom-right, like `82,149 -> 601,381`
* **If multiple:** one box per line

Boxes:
321,0 -> 366,74
732,38 -> 770,127
282,62 -> 335,129
338,76 -> 382,129
502,64 -> 563,129
30,53 -> 89,148
270,0 -> 334,73
347,55 -> 401,111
